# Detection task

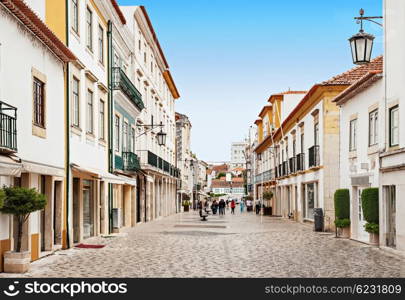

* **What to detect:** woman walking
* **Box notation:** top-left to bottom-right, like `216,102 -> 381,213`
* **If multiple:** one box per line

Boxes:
230,200 -> 236,214
240,200 -> 244,213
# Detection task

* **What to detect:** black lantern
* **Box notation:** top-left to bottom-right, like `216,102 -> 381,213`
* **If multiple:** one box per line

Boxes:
156,128 -> 166,146
257,153 -> 262,161
349,8 -> 376,65
349,31 -> 374,65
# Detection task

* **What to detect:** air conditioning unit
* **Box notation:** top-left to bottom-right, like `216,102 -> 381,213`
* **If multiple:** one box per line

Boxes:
112,208 -> 122,229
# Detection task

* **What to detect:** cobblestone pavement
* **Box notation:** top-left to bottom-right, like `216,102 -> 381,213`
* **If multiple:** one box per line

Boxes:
2,209 -> 405,278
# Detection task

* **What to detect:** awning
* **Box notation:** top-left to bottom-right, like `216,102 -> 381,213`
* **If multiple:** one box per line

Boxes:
22,160 -> 64,177
71,164 -> 101,178
0,155 -> 22,176
115,174 -> 137,186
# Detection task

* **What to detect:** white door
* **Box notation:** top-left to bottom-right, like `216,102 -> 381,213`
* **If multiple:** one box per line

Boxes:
357,188 -> 368,242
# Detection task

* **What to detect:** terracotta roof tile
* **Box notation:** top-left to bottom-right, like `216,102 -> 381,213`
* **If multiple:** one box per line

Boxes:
0,0 -> 76,63
322,56 -> 383,85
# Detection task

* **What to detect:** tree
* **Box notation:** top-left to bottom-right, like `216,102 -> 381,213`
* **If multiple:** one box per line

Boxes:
0,189 -> 5,209
216,172 -> 226,179
361,187 -> 379,234
0,187 -> 46,252
263,191 -> 273,200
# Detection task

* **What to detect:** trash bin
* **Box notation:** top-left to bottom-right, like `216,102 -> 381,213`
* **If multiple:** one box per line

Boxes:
313,208 -> 324,232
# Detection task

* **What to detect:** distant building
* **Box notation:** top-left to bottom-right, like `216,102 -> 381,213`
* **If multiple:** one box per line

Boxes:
211,177 -> 245,200
230,142 -> 247,169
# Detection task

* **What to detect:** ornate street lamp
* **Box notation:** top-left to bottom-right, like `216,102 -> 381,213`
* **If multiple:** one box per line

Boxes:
156,127 -> 167,146
349,9 -> 382,65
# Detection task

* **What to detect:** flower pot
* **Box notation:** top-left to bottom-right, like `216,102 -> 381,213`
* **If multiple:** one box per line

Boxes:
369,233 -> 379,246
4,251 -> 31,273
183,206 -> 189,212
337,226 -> 350,238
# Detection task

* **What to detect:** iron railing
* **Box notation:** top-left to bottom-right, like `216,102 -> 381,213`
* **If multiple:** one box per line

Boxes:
296,153 -> 305,171
282,161 -> 288,176
0,101 -> 17,152
289,157 -> 296,173
308,145 -> 320,168
146,151 -> 180,178
112,67 -> 144,111
123,151 -> 141,172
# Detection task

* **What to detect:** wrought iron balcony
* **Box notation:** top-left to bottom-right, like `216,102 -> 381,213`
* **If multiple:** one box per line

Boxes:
263,170 -> 270,181
308,145 -> 320,168
0,101 -> 17,153
296,153 -> 305,171
289,157 -> 296,174
277,163 -> 282,177
112,67 -> 144,111
282,161 -> 288,176
123,151 -> 141,172
147,151 -> 179,177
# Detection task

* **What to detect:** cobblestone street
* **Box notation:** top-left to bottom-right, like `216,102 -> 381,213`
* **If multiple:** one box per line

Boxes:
2,210 -> 405,278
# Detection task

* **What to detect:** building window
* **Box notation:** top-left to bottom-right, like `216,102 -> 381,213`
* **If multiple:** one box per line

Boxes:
314,123 -> 319,146
33,77 -> 45,127
349,119 -> 357,151
98,25 -> 104,63
86,90 -> 93,134
389,105 -> 399,147
72,0 -> 79,33
369,109 -> 378,146
131,127 -> 135,152
300,133 -> 304,154
115,115 -> 120,152
123,122 -> 129,151
86,7 -> 93,50
99,99 -> 105,140
72,77 -> 80,127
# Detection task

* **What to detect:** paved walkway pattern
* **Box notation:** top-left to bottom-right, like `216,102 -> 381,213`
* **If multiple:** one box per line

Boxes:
2,209 -> 405,277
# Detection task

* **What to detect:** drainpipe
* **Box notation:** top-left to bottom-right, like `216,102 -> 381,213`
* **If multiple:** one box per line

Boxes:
107,20 -> 113,233
65,0 -> 71,248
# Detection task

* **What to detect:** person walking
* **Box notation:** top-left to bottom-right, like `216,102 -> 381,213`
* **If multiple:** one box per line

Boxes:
230,200 -> 236,214
240,200 -> 244,213
255,201 -> 261,215
219,199 -> 225,215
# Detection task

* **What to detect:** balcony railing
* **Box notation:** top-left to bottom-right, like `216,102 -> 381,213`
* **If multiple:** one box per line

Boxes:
289,157 -> 296,174
308,145 -> 320,168
112,67 -> 145,111
0,101 -> 17,152
282,161 -> 288,176
263,170 -> 270,181
146,151 -> 180,178
123,151 -> 141,172
296,153 -> 305,171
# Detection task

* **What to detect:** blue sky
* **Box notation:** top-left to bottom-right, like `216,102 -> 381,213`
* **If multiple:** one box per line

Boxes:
118,0 -> 382,162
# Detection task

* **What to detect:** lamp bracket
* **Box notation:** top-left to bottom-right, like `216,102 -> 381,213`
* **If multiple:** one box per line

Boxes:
136,123 -> 164,138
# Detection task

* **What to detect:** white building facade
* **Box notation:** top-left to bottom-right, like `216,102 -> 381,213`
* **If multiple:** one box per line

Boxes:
0,0 -> 75,267
230,142 -> 247,169
380,0 -> 405,253
122,6 -> 180,221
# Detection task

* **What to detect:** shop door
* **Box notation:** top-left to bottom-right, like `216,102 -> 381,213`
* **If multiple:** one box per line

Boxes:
306,183 -> 315,220
357,188 -> 368,242
386,186 -> 396,247
83,180 -> 94,239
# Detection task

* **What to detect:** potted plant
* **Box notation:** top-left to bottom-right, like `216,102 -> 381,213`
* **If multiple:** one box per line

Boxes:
0,186 -> 46,273
262,191 -> 273,215
334,189 -> 351,238
182,200 -> 190,212
361,187 -> 379,245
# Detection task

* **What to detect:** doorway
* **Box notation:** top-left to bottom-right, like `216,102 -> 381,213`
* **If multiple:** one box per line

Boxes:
53,180 -> 63,245
136,176 -> 141,223
385,185 -> 396,248
356,187 -> 368,242
82,180 -> 94,239
40,175 -> 46,251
